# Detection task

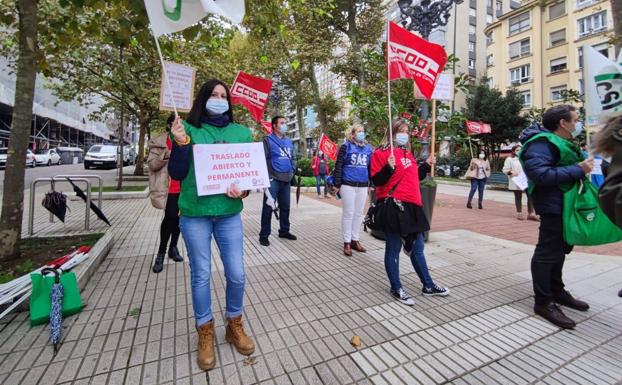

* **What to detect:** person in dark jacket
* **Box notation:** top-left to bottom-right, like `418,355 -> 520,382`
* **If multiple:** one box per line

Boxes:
520,105 -> 594,329
592,113 -> 622,298
259,116 -> 297,246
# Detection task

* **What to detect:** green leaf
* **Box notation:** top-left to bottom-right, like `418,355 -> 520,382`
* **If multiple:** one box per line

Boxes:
291,59 -> 300,70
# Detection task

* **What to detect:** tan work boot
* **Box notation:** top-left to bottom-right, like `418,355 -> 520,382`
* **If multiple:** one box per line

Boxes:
225,316 -> 255,355
196,320 -> 215,370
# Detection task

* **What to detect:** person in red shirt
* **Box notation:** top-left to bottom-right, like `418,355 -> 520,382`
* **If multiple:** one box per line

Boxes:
147,114 -> 183,273
370,119 -> 449,306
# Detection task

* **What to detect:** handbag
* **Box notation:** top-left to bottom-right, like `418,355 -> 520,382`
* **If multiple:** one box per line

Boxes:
465,161 -> 478,180
30,269 -> 84,326
364,175 -> 403,232
562,178 -> 622,246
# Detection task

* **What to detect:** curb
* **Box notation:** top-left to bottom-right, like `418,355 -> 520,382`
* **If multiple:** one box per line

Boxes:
16,231 -> 115,311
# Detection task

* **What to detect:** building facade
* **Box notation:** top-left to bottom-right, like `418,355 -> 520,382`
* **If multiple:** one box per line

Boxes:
484,0 -> 616,110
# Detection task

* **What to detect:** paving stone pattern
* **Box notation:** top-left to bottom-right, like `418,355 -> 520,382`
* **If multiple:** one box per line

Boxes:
1,193 -> 621,385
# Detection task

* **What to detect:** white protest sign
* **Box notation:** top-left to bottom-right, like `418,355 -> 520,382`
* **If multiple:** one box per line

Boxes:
512,172 -> 529,191
193,143 -> 270,196
159,61 -> 196,113
414,73 -> 454,101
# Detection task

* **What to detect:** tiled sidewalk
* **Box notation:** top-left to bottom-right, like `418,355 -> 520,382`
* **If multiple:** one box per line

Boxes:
1,193 -> 621,385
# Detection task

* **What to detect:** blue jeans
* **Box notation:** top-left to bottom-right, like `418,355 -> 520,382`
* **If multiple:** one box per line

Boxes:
468,178 -> 487,204
260,179 -> 291,238
384,232 -> 434,292
316,175 -> 327,196
179,214 -> 245,326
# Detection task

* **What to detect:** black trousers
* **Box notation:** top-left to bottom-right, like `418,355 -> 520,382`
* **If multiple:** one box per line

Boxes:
531,214 -> 573,305
158,193 -> 180,253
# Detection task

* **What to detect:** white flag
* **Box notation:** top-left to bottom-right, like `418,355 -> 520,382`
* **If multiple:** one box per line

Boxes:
200,0 -> 245,24
583,45 -> 622,126
145,0 -> 245,37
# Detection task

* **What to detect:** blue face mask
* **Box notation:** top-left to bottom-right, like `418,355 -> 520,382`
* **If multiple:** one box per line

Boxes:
279,124 -> 288,134
572,121 -> 583,138
355,132 -> 366,142
205,98 -> 229,115
395,133 -> 409,146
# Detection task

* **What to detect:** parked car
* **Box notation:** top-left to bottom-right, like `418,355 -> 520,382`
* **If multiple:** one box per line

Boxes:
436,164 -> 460,177
26,149 -> 36,168
84,144 -> 119,169
0,148 -> 39,168
34,148 -> 62,166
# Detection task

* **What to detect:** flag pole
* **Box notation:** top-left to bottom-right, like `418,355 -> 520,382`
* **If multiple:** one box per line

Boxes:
386,20 -> 394,154
430,99 -> 436,177
151,26 -> 179,117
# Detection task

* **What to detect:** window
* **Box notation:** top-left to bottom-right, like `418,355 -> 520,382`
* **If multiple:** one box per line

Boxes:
487,0 -> 494,9
578,79 -> 584,95
487,54 -> 494,67
548,2 -> 565,20
469,25 -> 476,34
469,58 -> 476,69
577,11 -> 607,38
578,43 -> 610,68
519,90 -> 531,107
577,0 -> 598,9
469,42 -> 476,52
509,38 -> 530,59
510,64 -> 530,84
550,57 -> 567,73
488,77 -> 495,88
550,85 -> 567,101
486,33 -> 493,45
486,14 -> 493,25
469,8 -> 477,17
496,0 -> 503,14
509,12 -> 530,35
549,29 -> 566,47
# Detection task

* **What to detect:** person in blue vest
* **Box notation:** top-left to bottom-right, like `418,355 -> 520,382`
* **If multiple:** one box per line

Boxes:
333,125 -> 373,256
259,116 -> 297,246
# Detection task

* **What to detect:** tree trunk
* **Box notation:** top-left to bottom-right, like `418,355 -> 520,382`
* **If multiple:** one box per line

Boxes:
133,116 -> 148,176
295,103 -> 307,157
346,0 -> 365,89
0,0 -> 39,261
308,65 -> 328,132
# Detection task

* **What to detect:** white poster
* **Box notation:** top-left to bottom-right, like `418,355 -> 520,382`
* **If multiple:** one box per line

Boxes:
193,143 -> 270,196
512,172 -> 529,191
414,73 -> 454,101
159,61 -> 196,113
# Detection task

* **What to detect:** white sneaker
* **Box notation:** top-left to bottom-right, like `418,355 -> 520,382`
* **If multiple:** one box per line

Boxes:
391,288 -> 415,306
317,195 -> 323,199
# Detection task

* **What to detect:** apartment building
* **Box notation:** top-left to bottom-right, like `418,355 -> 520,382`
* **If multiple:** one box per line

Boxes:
484,0 -> 616,110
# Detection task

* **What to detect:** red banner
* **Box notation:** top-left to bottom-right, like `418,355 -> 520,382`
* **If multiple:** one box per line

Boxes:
231,71 -> 272,123
466,121 -> 492,135
318,133 -> 338,161
387,21 -> 448,100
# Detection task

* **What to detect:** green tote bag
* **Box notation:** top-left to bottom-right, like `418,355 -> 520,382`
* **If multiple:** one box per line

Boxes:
563,179 -> 622,246
30,270 -> 84,326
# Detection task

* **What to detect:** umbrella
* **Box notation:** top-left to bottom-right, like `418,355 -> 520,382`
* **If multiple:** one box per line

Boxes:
295,168 -> 302,206
65,178 -> 111,226
41,181 -> 69,222
264,188 -> 279,220
41,267 -> 63,354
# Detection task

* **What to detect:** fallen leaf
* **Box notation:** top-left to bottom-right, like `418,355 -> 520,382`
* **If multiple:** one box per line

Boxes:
243,357 -> 257,366
350,335 -> 362,348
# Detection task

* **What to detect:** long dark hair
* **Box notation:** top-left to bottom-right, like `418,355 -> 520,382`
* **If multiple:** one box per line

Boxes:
186,79 -> 234,127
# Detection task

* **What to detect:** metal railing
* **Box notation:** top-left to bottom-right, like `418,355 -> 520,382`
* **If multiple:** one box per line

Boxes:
29,177 -> 92,235
46,175 -> 103,224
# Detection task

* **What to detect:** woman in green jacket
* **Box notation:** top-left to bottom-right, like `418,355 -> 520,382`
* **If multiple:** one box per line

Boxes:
168,79 -> 254,371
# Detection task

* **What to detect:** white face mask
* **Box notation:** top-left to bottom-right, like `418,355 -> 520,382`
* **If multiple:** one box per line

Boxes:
571,121 -> 583,138
479,153 -> 485,159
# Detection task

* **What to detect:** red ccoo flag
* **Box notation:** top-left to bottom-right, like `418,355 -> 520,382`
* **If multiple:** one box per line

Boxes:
260,120 -> 273,134
387,21 -> 448,100
466,121 -> 492,135
231,71 -> 272,123
318,133 -> 338,161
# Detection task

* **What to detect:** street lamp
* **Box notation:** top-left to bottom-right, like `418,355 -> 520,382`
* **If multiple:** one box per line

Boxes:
397,0 -> 463,157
